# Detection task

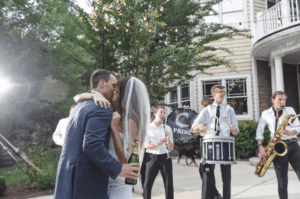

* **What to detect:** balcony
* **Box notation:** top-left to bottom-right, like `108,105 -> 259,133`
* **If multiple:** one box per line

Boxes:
254,0 -> 300,43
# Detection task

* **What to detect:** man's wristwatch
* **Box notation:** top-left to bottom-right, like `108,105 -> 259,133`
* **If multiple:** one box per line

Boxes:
257,144 -> 262,148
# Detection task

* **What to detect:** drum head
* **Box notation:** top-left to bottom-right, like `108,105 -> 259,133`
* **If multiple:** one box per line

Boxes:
167,108 -> 198,143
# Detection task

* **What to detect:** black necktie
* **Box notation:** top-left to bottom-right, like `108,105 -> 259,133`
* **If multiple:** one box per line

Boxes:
215,105 -> 220,136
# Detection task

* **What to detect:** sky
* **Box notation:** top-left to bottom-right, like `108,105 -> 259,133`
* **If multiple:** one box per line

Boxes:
76,0 -> 93,13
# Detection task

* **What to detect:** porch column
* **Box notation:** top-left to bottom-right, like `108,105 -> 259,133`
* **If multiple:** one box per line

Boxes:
281,0 -> 291,27
270,63 -> 276,93
274,55 -> 285,91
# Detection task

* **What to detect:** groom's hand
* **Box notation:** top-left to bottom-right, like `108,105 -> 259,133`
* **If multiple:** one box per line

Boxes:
118,163 -> 140,179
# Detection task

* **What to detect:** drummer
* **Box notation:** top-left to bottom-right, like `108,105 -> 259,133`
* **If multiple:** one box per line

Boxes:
191,84 -> 239,199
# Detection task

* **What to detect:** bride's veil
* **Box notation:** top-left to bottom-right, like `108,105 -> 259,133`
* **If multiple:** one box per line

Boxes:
123,77 -> 150,165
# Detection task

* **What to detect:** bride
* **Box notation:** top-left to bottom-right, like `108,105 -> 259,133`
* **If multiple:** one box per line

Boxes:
74,77 -> 150,198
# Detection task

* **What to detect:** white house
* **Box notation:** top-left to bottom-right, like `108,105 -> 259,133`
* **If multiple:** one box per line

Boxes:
165,0 -> 300,122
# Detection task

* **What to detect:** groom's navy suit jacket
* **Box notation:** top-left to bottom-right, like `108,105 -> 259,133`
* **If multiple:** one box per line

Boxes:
54,100 -> 122,199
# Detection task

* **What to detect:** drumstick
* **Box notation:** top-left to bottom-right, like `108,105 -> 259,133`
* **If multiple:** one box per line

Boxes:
223,117 -> 231,128
191,130 -> 217,134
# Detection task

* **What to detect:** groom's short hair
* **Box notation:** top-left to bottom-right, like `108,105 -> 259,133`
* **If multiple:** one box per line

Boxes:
90,69 -> 117,89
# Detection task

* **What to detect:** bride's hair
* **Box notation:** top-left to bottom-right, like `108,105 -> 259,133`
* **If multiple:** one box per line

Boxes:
115,77 -> 131,121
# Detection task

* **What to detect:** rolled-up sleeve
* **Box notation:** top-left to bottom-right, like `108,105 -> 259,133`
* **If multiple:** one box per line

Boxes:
53,120 -> 63,146
230,108 -> 239,134
191,109 -> 207,129
191,109 -> 208,136
290,108 -> 300,134
256,113 -> 267,140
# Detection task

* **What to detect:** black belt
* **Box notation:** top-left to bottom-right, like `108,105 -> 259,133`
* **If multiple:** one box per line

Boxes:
282,138 -> 297,143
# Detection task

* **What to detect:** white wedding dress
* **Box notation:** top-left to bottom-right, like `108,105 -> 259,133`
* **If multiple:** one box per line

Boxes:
107,132 -> 132,199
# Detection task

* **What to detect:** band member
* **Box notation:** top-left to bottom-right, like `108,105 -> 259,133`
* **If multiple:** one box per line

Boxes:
192,85 -> 239,199
256,91 -> 300,199
199,97 -> 222,199
143,106 -> 174,199
52,105 -> 76,146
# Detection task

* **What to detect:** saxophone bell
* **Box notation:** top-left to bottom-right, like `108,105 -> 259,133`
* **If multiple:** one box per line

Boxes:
274,141 -> 288,156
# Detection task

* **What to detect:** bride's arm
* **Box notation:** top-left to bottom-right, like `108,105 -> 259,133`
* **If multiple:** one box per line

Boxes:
73,93 -> 111,108
111,112 -> 128,164
111,127 -> 128,164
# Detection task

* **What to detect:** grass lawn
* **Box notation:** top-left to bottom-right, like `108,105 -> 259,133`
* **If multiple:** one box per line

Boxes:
0,164 -> 27,186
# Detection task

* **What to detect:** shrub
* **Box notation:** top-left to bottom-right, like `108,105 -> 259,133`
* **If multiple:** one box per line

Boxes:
232,120 -> 271,159
0,176 -> 7,195
24,142 -> 61,190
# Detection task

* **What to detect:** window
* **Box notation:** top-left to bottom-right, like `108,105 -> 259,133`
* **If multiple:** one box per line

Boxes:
169,84 -> 190,111
226,79 -> 248,116
198,74 -> 253,120
203,80 -> 222,99
169,89 -> 178,110
165,73 -> 196,117
201,0 -> 220,24
199,0 -> 247,29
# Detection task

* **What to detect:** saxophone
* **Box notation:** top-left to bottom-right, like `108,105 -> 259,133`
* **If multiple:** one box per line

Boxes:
255,108 -> 295,177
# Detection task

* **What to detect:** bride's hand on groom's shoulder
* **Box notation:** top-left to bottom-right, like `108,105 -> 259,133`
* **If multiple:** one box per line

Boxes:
92,94 -> 111,108
73,93 -> 110,108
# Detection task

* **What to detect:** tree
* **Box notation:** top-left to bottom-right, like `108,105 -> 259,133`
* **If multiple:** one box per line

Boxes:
1,0 -> 249,107
0,0 -> 76,144
44,0 -> 249,106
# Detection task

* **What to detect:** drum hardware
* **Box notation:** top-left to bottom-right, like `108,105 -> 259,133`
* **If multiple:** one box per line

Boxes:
200,136 -> 237,165
191,130 -> 217,135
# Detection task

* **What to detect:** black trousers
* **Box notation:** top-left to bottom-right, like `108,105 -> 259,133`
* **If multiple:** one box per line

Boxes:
199,164 -> 231,199
199,164 -> 221,198
141,152 -> 149,189
272,141 -> 300,199
143,153 -> 174,199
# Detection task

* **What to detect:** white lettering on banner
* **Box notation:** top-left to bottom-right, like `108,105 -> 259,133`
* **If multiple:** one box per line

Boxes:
174,128 -> 191,135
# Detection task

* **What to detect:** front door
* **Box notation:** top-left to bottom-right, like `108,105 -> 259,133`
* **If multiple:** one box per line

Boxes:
283,64 -> 299,113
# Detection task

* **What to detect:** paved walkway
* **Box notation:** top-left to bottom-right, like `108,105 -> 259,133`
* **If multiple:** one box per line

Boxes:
29,158 -> 300,199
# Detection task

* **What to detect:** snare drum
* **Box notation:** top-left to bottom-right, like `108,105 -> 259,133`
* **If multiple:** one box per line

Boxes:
201,136 -> 236,164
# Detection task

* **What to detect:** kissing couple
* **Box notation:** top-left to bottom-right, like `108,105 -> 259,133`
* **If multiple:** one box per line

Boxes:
54,69 -> 150,199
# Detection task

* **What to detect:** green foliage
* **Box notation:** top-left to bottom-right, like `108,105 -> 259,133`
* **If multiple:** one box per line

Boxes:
232,120 -> 271,159
0,0 -> 79,143
0,176 -> 7,195
15,0 -> 249,106
24,142 -> 61,190
0,166 -> 26,186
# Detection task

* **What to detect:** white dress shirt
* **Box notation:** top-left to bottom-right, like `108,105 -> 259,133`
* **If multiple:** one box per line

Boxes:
256,107 -> 300,141
53,118 -> 69,146
191,102 -> 239,138
145,122 -> 174,155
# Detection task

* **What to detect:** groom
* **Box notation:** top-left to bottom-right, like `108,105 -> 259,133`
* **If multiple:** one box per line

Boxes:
54,69 -> 139,199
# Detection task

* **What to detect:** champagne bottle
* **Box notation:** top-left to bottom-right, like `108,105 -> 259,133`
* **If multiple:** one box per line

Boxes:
125,140 -> 139,185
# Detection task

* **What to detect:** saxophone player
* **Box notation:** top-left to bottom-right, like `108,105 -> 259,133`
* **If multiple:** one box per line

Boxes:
256,91 -> 300,199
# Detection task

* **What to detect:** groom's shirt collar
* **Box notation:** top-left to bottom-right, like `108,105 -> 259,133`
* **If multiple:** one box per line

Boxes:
91,90 -> 103,97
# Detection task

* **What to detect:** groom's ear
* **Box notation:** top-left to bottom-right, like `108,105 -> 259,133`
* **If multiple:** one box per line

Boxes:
98,79 -> 107,89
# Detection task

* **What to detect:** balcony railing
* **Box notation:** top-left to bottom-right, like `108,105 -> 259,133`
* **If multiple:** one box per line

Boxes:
255,0 -> 300,43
